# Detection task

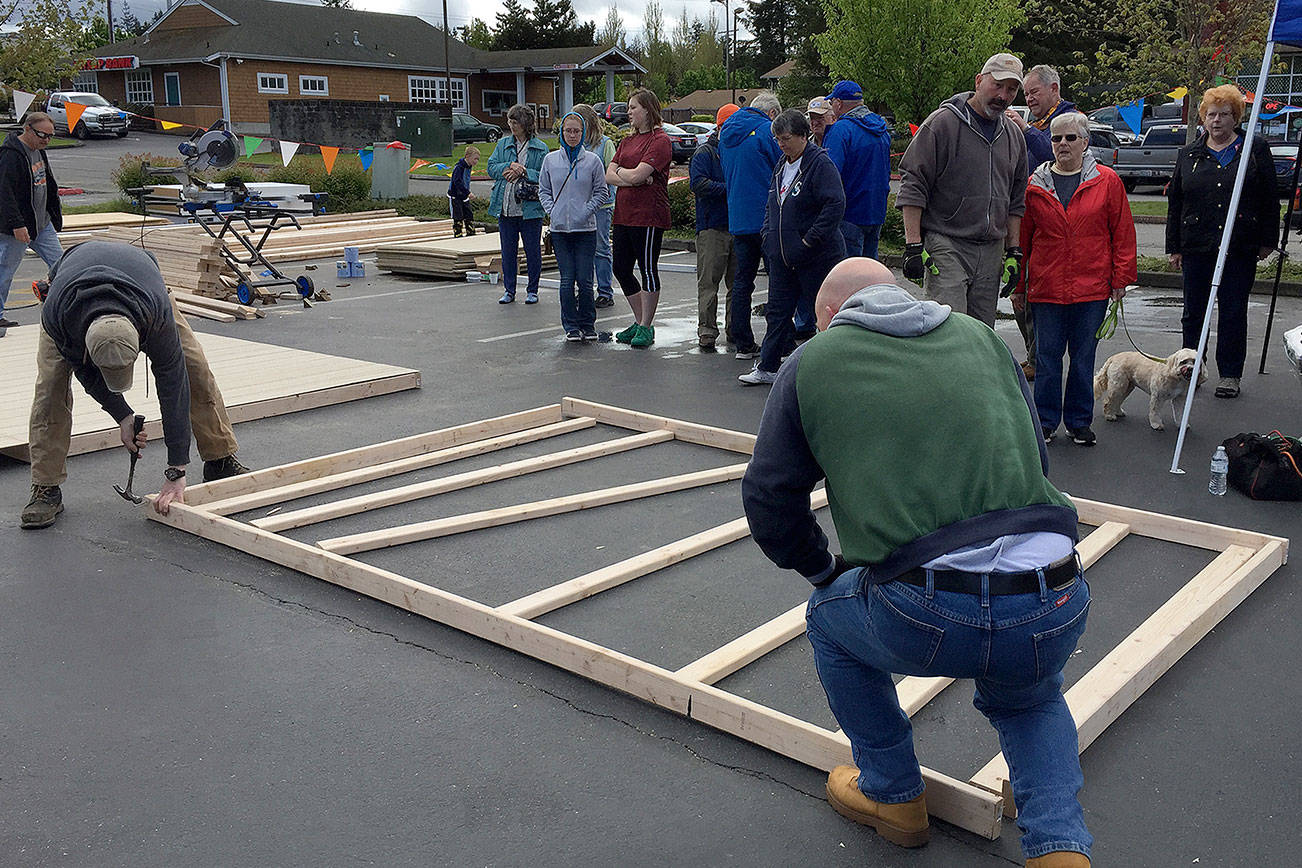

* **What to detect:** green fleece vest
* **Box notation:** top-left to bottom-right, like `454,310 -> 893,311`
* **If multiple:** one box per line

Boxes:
795,314 -> 1075,567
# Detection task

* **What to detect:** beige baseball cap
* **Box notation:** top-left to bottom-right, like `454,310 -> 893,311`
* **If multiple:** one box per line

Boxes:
980,53 -> 1024,84
85,314 -> 140,393
806,97 -> 834,116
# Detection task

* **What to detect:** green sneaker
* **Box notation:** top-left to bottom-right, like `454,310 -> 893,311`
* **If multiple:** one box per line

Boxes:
630,324 -> 655,348
615,322 -> 639,343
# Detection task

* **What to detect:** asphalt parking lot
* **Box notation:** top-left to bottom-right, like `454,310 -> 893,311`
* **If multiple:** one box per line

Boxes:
2,240 -> 1300,865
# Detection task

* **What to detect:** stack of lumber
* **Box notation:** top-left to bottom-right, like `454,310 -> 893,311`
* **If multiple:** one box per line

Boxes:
375,234 -> 556,280
171,291 -> 264,322
94,224 -> 228,297
61,212 -> 171,231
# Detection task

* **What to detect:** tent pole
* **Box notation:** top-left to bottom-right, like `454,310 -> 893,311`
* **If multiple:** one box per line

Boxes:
1170,37 -> 1278,473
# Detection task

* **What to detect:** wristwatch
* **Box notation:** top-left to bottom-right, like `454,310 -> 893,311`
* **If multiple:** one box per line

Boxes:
164,467 -> 186,482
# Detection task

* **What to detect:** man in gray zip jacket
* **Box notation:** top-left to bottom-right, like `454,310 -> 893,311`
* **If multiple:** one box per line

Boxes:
897,53 -> 1029,327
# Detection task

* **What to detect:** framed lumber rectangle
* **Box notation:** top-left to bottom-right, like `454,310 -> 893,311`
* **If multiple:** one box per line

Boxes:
0,326 -> 420,462
146,399 -> 1288,841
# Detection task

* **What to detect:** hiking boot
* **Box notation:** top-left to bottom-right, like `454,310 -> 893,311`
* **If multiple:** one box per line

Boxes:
734,345 -> 760,360
21,484 -> 63,529
1025,853 -> 1090,867
1214,377 -> 1240,398
594,295 -> 615,308
453,221 -> 464,238
826,765 -> 929,848
203,454 -> 251,482
615,322 -> 639,343
498,290 -> 515,304
1021,359 -> 1036,381
738,366 -> 778,386
629,324 -> 655,347
1068,426 -> 1096,446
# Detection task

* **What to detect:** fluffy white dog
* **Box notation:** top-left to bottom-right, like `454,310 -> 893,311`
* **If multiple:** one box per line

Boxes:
1093,348 -> 1207,431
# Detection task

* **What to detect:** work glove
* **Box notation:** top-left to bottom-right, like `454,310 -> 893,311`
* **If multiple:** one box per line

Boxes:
1000,247 -> 1023,298
902,243 -> 936,282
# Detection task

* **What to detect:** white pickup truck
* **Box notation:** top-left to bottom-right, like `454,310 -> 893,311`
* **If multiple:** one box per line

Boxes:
44,91 -> 129,139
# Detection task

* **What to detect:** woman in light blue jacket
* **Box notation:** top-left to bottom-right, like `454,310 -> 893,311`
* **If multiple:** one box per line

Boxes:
487,103 -> 549,304
540,111 -> 609,341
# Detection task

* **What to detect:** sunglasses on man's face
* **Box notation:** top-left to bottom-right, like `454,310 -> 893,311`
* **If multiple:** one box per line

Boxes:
28,128 -> 54,140
1050,134 -> 1080,143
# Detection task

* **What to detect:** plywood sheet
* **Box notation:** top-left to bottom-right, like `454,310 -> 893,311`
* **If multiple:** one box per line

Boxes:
0,325 -> 420,462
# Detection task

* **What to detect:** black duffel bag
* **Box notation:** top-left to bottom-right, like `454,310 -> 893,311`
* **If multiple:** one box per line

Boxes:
1221,430 -> 1302,501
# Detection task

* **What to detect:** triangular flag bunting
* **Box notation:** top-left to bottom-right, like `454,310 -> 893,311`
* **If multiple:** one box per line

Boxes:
279,140 -> 300,166
1166,86 -> 1188,101
432,163 -> 449,170
320,145 -> 339,174
244,135 -> 263,157
160,120 -> 182,131
410,159 -> 430,171
908,123 -> 919,135
359,149 -> 374,171
1118,98 -> 1144,136
65,102 -> 87,133
13,89 -> 36,119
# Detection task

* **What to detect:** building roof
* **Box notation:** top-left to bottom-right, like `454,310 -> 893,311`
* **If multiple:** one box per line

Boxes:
93,0 -> 645,75
761,60 -> 796,81
666,89 -> 767,112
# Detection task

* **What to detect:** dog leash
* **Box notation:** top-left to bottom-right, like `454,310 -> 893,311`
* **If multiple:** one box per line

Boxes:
1095,296 -> 1164,362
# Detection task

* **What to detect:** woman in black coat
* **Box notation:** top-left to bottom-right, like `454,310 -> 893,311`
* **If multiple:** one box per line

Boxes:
1166,84 -> 1280,398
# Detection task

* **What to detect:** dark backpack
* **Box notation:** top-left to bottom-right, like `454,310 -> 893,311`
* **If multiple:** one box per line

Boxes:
1222,430 -> 1302,501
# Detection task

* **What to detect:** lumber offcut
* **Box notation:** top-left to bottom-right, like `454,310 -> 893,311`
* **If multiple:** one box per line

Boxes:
375,234 -> 556,280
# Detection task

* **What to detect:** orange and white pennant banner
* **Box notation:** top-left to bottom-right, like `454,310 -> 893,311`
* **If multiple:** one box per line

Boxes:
12,89 -> 36,119
279,140 -> 300,166
410,159 -> 430,171
65,102 -> 87,133
320,145 -> 339,174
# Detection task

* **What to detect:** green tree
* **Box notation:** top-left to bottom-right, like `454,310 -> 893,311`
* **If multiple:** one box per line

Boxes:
596,5 -> 627,48
492,0 -> 535,50
817,0 -> 1021,124
0,0 -> 99,92
532,0 -> 596,46
638,0 -> 676,99
457,18 -> 495,50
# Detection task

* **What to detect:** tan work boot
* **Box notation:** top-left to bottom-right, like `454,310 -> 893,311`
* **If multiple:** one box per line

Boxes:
21,484 -> 63,529
826,765 -> 929,847
1026,853 -> 1090,867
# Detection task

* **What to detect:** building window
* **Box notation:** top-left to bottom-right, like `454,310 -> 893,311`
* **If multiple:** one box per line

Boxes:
258,73 -> 289,94
299,75 -> 329,96
482,89 -> 514,117
72,71 -> 98,93
126,69 -> 154,105
408,75 -> 466,111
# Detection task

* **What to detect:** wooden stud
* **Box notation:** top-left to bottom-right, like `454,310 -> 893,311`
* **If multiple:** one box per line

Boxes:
675,603 -> 807,685
561,397 -> 756,454
316,462 -> 750,555
1071,497 -> 1277,552
254,429 -> 673,532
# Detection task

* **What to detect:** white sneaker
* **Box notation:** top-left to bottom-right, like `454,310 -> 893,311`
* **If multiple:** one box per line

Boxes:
738,366 -> 778,386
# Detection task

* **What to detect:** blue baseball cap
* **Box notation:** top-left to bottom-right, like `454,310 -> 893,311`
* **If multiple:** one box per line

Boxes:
827,81 -> 863,101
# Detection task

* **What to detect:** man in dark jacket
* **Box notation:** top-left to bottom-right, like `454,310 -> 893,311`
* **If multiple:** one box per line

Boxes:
822,81 -> 892,259
740,110 -> 845,385
448,146 -> 479,237
719,91 -> 782,359
0,112 -> 64,328
689,104 -> 738,351
743,257 -> 1092,866
21,241 -> 250,528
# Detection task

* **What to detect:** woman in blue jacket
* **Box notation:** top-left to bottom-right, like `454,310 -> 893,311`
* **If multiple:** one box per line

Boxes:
487,104 -> 549,304
740,109 -> 846,385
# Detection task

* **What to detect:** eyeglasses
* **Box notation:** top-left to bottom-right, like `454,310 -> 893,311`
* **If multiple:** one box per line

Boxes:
1050,134 -> 1080,143
28,128 -> 54,140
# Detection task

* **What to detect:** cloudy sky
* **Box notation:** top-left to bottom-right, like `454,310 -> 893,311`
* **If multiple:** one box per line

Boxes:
119,0 -> 752,42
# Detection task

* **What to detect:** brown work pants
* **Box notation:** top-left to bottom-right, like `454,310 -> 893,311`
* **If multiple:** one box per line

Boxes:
28,294 -> 238,486
696,228 -> 736,345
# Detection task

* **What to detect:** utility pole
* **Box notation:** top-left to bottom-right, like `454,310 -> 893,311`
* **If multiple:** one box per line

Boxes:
711,0 -> 730,101
442,0 -> 453,114
732,7 -> 741,105
107,0 -> 115,43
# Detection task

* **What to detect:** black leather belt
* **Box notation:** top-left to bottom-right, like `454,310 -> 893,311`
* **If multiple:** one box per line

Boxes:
895,554 -> 1078,596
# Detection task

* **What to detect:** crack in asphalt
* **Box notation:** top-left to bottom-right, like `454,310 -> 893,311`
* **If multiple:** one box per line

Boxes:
165,554 -> 825,803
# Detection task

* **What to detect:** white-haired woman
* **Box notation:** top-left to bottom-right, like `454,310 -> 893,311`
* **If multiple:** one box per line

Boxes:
1017,111 -> 1137,446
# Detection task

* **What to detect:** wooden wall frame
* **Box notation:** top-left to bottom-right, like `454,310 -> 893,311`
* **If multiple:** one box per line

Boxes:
148,399 -> 1289,840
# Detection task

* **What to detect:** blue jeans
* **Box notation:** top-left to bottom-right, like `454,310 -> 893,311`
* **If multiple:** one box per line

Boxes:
806,567 -> 1092,860
1033,300 -> 1108,431
1,223 -> 64,315
498,215 -> 542,296
1180,251 -> 1255,378
728,233 -> 766,350
840,222 -> 882,260
593,207 -> 614,300
760,255 -> 833,372
552,230 -> 596,334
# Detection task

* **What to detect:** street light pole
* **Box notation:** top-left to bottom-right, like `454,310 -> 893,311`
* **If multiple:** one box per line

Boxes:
442,0 -> 453,114
710,0 -> 730,102
732,7 -> 741,105
107,0 -> 114,44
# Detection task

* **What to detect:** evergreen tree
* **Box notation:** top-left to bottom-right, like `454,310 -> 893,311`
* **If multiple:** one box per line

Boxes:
492,0 -> 535,51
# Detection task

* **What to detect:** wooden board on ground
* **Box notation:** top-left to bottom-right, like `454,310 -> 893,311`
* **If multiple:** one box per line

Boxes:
0,325 -> 421,462
143,400 -> 1290,842
60,212 -> 171,231
376,235 -> 556,280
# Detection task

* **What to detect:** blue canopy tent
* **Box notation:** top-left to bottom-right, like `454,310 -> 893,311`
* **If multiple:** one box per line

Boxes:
1171,0 -> 1302,471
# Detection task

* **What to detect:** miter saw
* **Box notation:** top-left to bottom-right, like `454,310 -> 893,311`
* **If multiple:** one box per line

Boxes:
136,120 -> 330,306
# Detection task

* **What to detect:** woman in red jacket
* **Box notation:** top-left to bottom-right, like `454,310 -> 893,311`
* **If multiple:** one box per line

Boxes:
1017,111 -> 1137,446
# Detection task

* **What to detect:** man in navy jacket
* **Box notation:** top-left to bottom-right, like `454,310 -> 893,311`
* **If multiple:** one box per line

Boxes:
822,81 -> 892,260
689,104 -> 738,351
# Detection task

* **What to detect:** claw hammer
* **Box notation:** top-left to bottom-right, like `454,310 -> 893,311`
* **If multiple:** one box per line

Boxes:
114,415 -> 145,504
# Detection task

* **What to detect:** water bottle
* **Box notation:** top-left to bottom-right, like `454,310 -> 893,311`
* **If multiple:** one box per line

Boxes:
1209,446 -> 1229,496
